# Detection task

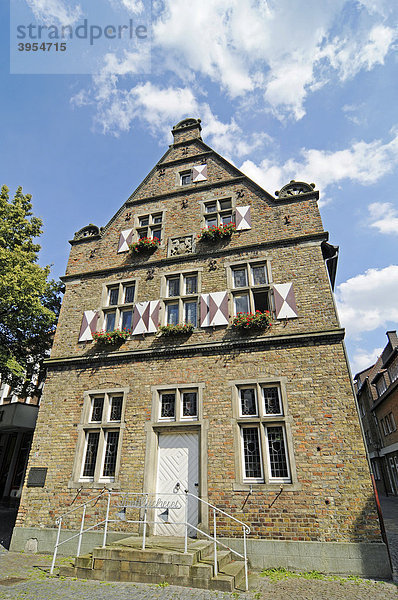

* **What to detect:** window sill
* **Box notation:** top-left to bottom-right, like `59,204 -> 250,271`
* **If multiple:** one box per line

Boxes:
233,481 -> 301,492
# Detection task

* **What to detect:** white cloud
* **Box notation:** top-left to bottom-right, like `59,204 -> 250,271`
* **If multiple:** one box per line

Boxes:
368,202 -> 398,235
240,131 -> 398,197
26,0 -> 82,25
335,265 -> 398,338
350,346 -> 383,375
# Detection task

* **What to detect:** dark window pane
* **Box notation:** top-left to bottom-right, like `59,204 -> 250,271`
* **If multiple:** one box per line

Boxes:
153,214 -> 162,224
83,432 -> 99,477
110,396 -> 123,421
184,275 -> 197,294
182,392 -> 197,417
105,312 -> 116,332
123,284 -> 135,303
139,216 -> 149,226
205,202 -> 217,213
138,228 -> 148,240
184,302 -> 197,326
242,428 -> 262,479
221,213 -> 233,224
240,388 -> 257,416
219,199 -> 232,210
108,288 -> 119,306
102,431 -> 119,477
233,268 -> 248,288
181,173 -> 191,185
252,265 -> 268,285
91,397 -> 104,422
266,426 -> 289,479
263,387 -> 282,414
167,304 -> 179,325
161,393 -> 175,418
152,228 -> 161,241
121,310 -> 132,331
253,291 -> 269,312
168,278 -> 180,297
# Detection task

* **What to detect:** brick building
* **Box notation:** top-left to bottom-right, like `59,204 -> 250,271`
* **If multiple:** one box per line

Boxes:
11,119 -> 390,577
354,331 -> 398,497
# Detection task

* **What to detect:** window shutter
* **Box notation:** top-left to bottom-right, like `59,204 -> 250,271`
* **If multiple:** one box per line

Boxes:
273,283 -> 298,319
131,301 -> 160,335
79,310 -> 99,342
200,292 -> 229,327
192,164 -> 207,182
235,206 -> 252,230
118,228 -> 134,253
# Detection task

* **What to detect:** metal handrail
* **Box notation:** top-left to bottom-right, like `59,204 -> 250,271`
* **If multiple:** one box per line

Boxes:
50,490 -> 250,590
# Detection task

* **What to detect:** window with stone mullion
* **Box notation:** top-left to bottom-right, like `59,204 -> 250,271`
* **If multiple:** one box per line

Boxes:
165,273 -> 198,327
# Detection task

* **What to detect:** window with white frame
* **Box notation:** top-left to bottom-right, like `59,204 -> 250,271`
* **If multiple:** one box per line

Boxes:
102,280 -> 136,332
135,212 -> 163,242
236,383 -> 291,484
383,412 -> 397,435
78,391 -> 125,482
388,356 -> 398,384
230,261 -> 272,316
376,375 -> 387,397
164,272 -> 199,327
157,387 -> 199,422
203,198 -> 233,228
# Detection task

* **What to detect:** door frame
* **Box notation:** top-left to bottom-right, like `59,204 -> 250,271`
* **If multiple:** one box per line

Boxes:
143,420 -> 209,535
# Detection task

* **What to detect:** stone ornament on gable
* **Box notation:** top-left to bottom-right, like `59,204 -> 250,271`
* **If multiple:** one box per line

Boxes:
73,224 -> 101,240
168,235 -> 194,257
275,180 -> 316,198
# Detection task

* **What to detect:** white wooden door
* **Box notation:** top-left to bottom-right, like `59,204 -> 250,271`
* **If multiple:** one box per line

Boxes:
155,432 -> 199,536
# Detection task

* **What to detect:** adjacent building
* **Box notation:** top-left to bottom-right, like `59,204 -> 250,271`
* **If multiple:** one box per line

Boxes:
354,331 -> 398,497
11,119 -> 390,577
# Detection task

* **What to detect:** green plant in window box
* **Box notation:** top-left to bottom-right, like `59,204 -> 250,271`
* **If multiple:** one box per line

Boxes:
197,222 -> 236,242
129,238 -> 160,253
92,329 -> 130,345
158,323 -> 194,336
232,310 -> 272,330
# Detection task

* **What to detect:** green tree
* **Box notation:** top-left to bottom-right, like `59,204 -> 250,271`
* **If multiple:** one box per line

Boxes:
0,185 -> 62,394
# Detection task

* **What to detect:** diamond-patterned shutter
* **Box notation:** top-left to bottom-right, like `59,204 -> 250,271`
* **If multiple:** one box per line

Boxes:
79,310 -> 99,342
192,164 -> 207,182
131,301 -> 160,335
235,206 -> 252,230
118,229 -> 134,253
200,292 -> 229,327
273,283 -> 298,319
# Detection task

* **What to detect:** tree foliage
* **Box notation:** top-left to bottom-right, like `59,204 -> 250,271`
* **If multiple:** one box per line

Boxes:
0,185 -> 62,393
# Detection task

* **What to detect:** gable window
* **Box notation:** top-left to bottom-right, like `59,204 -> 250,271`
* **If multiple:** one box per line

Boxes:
203,198 -> 233,228
388,356 -> 398,384
102,281 -> 136,332
73,390 -> 126,485
230,261 -> 271,316
136,212 -> 163,243
157,387 -> 199,422
163,272 -> 199,327
234,382 -> 291,484
180,171 -> 192,186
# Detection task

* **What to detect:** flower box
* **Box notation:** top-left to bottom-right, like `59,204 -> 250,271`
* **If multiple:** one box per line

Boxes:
197,222 -> 236,242
129,238 -> 160,254
232,310 -> 272,330
158,323 -> 194,336
93,329 -> 130,345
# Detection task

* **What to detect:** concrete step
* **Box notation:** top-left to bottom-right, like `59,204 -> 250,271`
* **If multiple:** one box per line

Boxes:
59,536 -> 247,591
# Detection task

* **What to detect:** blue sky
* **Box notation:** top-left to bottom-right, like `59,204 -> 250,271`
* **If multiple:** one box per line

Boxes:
1,0 -> 398,374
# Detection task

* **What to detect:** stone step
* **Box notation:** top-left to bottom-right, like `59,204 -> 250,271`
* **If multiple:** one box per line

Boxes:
59,536 -> 247,592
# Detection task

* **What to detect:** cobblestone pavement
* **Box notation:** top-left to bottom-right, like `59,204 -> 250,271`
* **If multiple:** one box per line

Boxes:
0,550 -> 397,600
